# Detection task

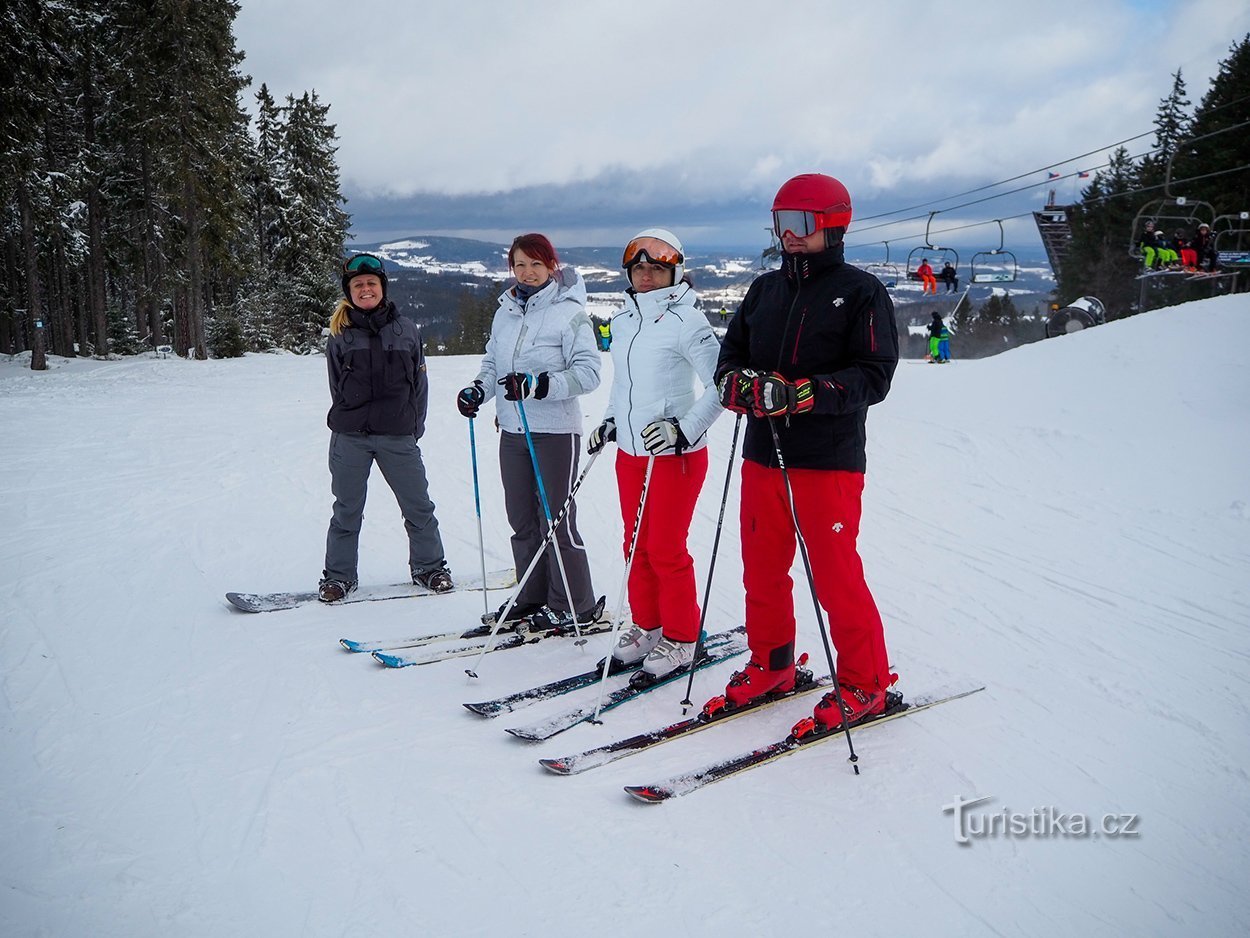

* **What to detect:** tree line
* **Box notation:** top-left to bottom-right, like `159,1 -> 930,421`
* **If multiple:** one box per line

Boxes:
1,0 -> 349,369
1059,33 -> 1250,315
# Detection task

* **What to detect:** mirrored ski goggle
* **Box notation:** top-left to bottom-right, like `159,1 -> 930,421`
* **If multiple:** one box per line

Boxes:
343,254 -> 385,274
772,210 -> 819,239
622,237 -> 683,269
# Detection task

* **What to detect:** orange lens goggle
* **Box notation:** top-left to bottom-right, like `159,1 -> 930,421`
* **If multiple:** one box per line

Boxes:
622,237 -> 683,269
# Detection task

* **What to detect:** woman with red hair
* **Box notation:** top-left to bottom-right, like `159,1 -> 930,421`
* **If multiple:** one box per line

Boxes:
456,234 -> 602,629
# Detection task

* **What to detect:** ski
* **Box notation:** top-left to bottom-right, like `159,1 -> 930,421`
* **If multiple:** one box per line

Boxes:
225,568 -> 516,614
464,626 -> 747,718
343,594 -> 607,655
370,619 -> 615,668
504,637 -> 749,742
624,686 -> 985,803
538,666 -> 832,775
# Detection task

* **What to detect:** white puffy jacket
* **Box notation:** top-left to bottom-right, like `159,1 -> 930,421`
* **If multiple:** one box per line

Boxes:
476,266 -> 601,435
604,281 -> 723,456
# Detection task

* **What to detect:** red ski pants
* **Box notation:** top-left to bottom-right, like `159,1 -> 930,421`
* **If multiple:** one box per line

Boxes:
615,448 -> 709,642
740,459 -> 892,692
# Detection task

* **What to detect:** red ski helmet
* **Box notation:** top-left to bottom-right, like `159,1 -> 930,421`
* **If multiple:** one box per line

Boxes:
771,174 -> 853,242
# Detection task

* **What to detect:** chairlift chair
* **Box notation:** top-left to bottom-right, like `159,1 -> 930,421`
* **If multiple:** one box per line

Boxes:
906,213 -> 959,280
969,220 -> 1019,284
1211,211 -> 1250,271
865,241 -> 901,289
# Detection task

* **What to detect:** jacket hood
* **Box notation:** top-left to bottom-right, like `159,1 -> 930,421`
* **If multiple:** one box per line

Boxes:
501,265 -> 586,313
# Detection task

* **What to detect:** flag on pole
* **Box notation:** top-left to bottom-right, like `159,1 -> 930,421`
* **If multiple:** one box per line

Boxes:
1048,172 -> 1062,179
1078,171 -> 1090,178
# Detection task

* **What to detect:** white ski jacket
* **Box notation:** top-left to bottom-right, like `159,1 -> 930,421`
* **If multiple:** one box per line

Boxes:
475,266 -> 601,435
604,281 -> 723,457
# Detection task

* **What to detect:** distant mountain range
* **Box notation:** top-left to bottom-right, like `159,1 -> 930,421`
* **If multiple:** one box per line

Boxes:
348,235 -> 1059,333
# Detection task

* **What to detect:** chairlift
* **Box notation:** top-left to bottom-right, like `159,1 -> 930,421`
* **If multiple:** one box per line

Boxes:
865,241 -> 901,289
1127,145 -> 1216,263
1211,211 -> 1250,271
969,220 -> 1019,284
906,213 -> 959,288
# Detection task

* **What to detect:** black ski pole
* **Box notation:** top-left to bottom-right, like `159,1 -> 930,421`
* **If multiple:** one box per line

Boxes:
680,414 -> 742,714
765,416 -> 860,773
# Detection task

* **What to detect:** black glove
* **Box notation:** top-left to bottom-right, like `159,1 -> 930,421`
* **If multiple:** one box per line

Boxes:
588,418 -> 616,455
499,372 -> 550,401
457,380 -> 485,418
641,418 -> 689,455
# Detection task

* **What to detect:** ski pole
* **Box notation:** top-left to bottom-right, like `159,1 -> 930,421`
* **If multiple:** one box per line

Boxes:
591,453 -> 655,723
468,417 -> 491,618
515,396 -> 582,640
465,449 -> 601,678
765,416 -> 860,773
679,414 -> 742,714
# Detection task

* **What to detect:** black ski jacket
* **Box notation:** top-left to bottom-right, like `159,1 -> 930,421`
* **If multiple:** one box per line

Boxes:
326,301 -> 429,438
716,244 -> 898,471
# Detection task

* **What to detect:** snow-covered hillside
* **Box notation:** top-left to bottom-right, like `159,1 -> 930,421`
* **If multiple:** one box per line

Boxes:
2,296 -> 1247,936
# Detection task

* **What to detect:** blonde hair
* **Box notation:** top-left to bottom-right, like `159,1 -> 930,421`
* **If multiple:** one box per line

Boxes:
329,298 -> 353,336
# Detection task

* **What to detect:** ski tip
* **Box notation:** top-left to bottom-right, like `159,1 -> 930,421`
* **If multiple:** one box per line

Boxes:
538,758 -> 572,775
372,651 -> 404,668
463,702 -> 495,717
224,593 -> 261,613
339,638 -> 362,652
504,727 -> 541,742
623,785 -> 671,804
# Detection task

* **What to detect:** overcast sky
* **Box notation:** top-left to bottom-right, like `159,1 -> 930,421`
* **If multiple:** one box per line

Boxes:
234,0 -> 1250,252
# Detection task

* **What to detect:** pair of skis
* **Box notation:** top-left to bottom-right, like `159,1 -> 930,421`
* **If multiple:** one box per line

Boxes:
466,648 -> 983,801
343,597 -> 611,668
226,568 -> 517,614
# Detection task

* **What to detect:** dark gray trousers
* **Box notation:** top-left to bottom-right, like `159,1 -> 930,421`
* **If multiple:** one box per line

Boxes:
499,430 -> 596,616
323,432 -> 446,583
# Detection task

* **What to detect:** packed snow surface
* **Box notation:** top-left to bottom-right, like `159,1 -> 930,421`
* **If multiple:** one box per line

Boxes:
2,295 -> 1247,936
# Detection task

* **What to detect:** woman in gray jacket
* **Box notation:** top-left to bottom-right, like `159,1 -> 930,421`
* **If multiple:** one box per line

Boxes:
456,234 -> 601,628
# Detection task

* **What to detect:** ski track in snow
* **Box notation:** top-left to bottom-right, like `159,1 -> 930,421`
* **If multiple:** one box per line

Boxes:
2,296 -> 1249,936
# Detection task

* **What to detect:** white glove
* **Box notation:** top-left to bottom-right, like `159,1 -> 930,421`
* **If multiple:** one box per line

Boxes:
640,418 -> 688,455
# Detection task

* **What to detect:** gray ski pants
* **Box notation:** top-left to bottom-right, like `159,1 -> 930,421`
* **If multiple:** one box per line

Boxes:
323,432 -> 446,583
499,429 -> 596,616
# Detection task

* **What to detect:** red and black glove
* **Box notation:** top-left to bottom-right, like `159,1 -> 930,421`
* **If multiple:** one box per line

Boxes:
717,369 -> 757,414
750,372 -> 815,418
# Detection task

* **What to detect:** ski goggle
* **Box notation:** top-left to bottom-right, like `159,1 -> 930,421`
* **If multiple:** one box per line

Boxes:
772,210 -> 819,239
772,205 -> 850,239
343,254 -> 385,275
622,237 -> 683,269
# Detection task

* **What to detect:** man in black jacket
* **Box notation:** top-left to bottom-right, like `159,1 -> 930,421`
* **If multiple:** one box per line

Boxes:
716,173 -> 899,727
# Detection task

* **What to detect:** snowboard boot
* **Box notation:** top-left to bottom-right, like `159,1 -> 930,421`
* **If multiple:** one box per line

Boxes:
724,660 -> 797,707
610,623 -> 662,666
413,566 -> 454,593
640,638 -> 698,680
317,578 -> 356,603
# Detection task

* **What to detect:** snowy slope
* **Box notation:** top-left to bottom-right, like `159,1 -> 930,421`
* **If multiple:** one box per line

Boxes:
1,295 -> 1248,937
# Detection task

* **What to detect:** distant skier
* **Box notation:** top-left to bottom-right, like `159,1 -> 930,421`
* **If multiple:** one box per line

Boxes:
319,254 -> 453,603
587,228 -> 724,681
455,233 -> 601,629
1193,222 -> 1217,271
719,306 -> 729,323
717,173 -> 899,727
917,257 -> 938,294
596,319 -> 612,351
927,311 -> 951,363
939,261 -> 959,293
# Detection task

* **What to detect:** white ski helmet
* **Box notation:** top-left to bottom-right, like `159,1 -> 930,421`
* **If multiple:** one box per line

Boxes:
622,227 -> 684,285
